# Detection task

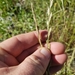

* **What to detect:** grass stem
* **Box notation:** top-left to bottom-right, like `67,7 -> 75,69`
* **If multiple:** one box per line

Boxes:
31,2 -> 43,47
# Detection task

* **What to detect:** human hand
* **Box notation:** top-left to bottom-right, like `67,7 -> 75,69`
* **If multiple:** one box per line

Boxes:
0,30 -> 67,75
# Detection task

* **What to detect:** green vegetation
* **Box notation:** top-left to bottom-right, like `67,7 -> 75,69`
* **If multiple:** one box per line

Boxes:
0,0 -> 75,75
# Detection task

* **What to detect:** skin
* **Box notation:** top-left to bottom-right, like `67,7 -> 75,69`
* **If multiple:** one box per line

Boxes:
0,30 -> 67,75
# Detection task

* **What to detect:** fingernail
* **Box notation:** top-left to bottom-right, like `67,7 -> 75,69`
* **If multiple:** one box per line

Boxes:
44,34 -> 48,39
40,48 -> 50,58
41,31 -> 48,40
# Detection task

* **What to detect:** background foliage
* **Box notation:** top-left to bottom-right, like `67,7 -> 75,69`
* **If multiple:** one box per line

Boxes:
0,0 -> 75,75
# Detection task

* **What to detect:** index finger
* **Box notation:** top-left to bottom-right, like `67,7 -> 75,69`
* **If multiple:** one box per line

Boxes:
0,30 -> 48,57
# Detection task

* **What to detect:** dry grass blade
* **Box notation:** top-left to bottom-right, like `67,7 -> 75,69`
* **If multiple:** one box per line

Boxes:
46,28 -> 52,49
46,0 -> 53,48
68,48 -> 75,67
46,12 -> 52,31
45,0 -> 53,75
46,0 -> 53,30
31,2 -> 43,47
45,27 -> 52,75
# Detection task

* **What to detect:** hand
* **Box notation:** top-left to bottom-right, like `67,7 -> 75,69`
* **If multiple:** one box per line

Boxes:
0,30 -> 67,75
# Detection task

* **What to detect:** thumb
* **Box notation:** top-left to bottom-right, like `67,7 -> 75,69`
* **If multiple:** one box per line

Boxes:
18,47 -> 51,75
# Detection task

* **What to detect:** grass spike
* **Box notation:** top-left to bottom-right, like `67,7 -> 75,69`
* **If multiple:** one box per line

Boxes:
31,2 -> 43,47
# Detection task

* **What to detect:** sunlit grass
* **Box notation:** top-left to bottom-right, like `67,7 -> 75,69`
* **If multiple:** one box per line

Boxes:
0,0 -> 75,75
